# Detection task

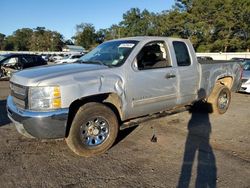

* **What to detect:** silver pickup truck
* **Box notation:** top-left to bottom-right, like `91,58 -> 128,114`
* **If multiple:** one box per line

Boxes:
7,37 -> 242,157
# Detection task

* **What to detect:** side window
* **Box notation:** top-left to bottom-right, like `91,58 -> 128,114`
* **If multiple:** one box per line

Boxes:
137,41 -> 171,70
3,57 -> 18,65
173,41 -> 191,66
22,56 -> 34,64
32,56 -> 38,63
36,56 -> 45,65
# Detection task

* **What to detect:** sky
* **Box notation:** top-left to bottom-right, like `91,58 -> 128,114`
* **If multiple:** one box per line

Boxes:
1,0 -> 175,40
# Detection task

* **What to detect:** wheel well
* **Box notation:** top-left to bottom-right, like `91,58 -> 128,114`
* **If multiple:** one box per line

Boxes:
65,93 -> 122,137
216,76 -> 233,89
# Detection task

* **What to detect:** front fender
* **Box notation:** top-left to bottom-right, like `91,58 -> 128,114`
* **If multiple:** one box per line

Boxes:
60,74 -> 126,109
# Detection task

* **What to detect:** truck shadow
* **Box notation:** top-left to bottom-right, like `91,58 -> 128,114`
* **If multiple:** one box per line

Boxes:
0,100 -> 11,127
114,126 -> 138,146
177,101 -> 217,188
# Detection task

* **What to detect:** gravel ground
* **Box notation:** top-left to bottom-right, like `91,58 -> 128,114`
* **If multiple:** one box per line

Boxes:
0,81 -> 249,188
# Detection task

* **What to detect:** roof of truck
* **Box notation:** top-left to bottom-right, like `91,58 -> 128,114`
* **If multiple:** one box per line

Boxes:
109,36 -> 185,42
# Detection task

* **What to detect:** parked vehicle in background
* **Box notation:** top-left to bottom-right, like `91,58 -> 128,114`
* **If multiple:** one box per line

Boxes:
239,59 -> 250,66
0,54 -> 47,79
197,56 -> 213,60
7,37 -> 242,157
239,60 -> 250,93
55,54 -> 84,64
49,54 -> 64,62
231,57 -> 250,62
41,54 -> 51,62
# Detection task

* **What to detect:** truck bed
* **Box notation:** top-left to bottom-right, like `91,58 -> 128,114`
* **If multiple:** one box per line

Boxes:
199,60 -> 242,97
198,60 -> 238,64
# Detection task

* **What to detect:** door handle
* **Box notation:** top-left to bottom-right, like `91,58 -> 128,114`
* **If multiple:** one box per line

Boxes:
165,73 -> 176,79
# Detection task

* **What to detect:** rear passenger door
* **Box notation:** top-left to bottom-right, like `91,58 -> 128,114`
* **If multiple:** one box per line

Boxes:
171,40 -> 200,105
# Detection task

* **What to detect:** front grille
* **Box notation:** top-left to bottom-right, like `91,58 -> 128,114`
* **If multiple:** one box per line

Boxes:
10,82 -> 28,109
242,79 -> 248,84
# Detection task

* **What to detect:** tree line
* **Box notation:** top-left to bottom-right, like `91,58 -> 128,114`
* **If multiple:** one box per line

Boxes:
1,0 -> 250,52
0,27 -> 66,51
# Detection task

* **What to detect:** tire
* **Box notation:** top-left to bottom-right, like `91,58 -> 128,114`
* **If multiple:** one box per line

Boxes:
207,84 -> 231,114
66,102 -> 118,157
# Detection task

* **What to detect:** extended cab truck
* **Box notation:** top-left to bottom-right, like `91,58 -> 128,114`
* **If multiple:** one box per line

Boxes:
7,37 -> 242,157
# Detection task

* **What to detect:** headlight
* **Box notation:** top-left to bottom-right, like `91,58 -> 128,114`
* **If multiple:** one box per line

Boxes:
28,86 -> 61,110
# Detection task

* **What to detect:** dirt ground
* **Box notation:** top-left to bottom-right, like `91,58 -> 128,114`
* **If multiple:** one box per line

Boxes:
0,81 -> 249,188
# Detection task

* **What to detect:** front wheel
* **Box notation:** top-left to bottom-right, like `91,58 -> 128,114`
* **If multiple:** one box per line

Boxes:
66,102 -> 118,157
207,84 -> 231,114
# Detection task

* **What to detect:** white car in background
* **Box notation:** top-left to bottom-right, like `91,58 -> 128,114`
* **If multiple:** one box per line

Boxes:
240,61 -> 250,93
55,54 -> 84,64
50,55 -> 64,62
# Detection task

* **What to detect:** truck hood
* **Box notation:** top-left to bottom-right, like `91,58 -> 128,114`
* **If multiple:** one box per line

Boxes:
10,63 -> 108,86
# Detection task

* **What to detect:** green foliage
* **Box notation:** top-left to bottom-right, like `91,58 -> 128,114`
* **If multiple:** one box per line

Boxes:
120,8 -> 157,36
0,33 -> 5,50
30,27 -> 64,51
13,28 -> 33,51
73,23 -> 96,50
2,1 -> 250,52
1,27 -> 64,51
2,36 -> 15,51
80,1 -> 249,52
174,0 -> 250,52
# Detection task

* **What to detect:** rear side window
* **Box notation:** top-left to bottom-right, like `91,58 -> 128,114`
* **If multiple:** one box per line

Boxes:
22,56 -> 34,64
36,56 -> 46,64
173,41 -> 191,66
32,56 -> 39,63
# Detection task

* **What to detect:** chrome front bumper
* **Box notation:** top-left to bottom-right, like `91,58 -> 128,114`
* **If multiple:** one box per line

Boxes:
7,96 -> 69,139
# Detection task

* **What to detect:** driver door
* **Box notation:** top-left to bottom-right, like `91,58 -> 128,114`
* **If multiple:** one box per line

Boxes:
125,41 -> 178,119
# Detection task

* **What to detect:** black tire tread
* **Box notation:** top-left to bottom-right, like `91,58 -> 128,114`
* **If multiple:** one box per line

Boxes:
66,102 -> 118,157
207,84 -> 231,115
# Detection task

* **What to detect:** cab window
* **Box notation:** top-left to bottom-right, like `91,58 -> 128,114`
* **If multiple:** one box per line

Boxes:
173,41 -> 191,66
137,41 -> 171,70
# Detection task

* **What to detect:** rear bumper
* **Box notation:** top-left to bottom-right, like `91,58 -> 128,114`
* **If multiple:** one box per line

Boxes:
6,96 -> 69,139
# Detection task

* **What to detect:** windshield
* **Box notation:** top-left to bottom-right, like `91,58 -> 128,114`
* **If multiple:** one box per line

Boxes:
0,55 -> 7,62
243,61 -> 250,71
79,40 -> 138,67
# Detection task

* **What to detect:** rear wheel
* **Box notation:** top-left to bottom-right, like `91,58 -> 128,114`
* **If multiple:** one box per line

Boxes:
66,102 -> 118,157
207,84 -> 231,114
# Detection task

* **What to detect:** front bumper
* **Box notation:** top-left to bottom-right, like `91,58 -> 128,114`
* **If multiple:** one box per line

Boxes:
7,96 -> 69,139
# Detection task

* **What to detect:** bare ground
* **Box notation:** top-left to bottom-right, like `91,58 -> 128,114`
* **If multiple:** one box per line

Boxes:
0,81 -> 249,188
